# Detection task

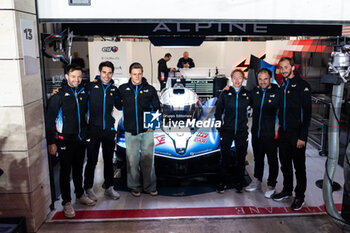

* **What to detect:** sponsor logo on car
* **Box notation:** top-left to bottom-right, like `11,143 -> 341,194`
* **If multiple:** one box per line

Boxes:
196,132 -> 208,138
155,134 -> 166,146
194,137 -> 208,144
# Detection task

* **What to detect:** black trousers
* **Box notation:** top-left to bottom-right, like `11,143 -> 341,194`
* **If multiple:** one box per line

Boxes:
251,134 -> 278,187
278,130 -> 307,199
58,139 -> 86,205
84,128 -> 116,190
218,131 -> 248,185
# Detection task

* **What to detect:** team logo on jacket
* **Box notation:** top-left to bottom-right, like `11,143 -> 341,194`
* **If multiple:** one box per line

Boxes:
304,87 -> 309,92
65,93 -> 70,96
242,93 -> 247,96
270,94 -> 275,98
144,89 -> 149,93
81,91 -> 85,94
144,110 -> 161,129
228,93 -> 232,95
94,85 -> 99,88
291,84 -> 296,87
111,88 -> 115,91
126,87 -> 131,91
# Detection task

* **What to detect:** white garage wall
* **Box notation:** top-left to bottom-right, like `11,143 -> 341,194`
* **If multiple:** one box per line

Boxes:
88,41 -> 266,89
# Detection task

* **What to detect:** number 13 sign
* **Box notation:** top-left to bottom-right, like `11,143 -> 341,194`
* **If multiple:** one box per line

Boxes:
20,19 -> 38,75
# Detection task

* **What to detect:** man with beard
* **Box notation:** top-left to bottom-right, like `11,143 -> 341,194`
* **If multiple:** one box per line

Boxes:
244,68 -> 279,199
272,57 -> 312,211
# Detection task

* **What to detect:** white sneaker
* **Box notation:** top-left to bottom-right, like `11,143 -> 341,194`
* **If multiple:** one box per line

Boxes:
105,186 -> 120,200
149,190 -> 158,196
264,186 -> 276,198
245,178 -> 262,192
86,188 -> 98,202
77,194 -> 96,206
63,202 -> 75,218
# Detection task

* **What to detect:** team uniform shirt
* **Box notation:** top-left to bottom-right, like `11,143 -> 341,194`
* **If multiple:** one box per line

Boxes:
86,77 -> 122,132
250,85 -> 280,138
46,82 -> 88,144
119,77 -> 160,135
215,86 -> 250,135
278,73 -> 312,141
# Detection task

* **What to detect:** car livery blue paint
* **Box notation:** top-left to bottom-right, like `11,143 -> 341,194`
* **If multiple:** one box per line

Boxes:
115,85 -> 235,178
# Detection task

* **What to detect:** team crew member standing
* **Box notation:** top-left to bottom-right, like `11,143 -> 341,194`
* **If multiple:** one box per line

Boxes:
46,64 -> 95,219
177,51 -> 195,68
215,69 -> 250,193
245,68 -> 280,198
272,57 -> 312,211
84,61 -> 122,201
157,53 -> 175,91
119,63 -> 160,197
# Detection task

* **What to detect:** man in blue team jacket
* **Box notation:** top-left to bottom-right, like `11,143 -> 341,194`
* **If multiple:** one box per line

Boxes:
84,61 -> 122,202
118,62 -> 160,197
46,64 -> 95,219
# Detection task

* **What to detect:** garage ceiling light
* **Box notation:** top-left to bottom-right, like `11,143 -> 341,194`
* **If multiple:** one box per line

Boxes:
69,0 -> 91,6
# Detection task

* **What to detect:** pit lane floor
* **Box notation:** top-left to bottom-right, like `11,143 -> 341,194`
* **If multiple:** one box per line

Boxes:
36,135 -> 347,233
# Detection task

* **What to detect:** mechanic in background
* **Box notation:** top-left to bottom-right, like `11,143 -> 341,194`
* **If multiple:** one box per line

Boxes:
119,62 -> 160,197
215,69 -> 250,193
158,53 -> 176,91
177,51 -> 195,68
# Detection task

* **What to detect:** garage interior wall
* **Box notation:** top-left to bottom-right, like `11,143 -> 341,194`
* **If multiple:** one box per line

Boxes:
0,0 -> 51,232
88,40 -> 266,89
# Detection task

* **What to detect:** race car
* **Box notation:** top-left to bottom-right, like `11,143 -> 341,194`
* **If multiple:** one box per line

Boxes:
115,83 -> 235,179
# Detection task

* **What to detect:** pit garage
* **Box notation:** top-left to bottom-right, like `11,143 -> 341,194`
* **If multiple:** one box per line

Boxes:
1,0 -> 350,232
38,0 -> 348,225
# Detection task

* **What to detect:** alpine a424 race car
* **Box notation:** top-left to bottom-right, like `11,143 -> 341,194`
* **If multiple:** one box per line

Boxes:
115,83 -> 235,178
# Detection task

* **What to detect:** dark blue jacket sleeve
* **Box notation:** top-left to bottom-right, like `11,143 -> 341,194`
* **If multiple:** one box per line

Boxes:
114,88 -> 123,111
46,93 -> 62,145
299,82 -> 312,141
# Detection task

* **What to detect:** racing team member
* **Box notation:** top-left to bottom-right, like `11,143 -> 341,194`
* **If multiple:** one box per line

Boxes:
84,61 -> 122,201
177,51 -> 195,68
157,53 -> 175,91
244,68 -> 280,198
215,69 -> 250,193
46,64 -> 95,219
119,62 -> 160,197
272,57 -> 312,211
